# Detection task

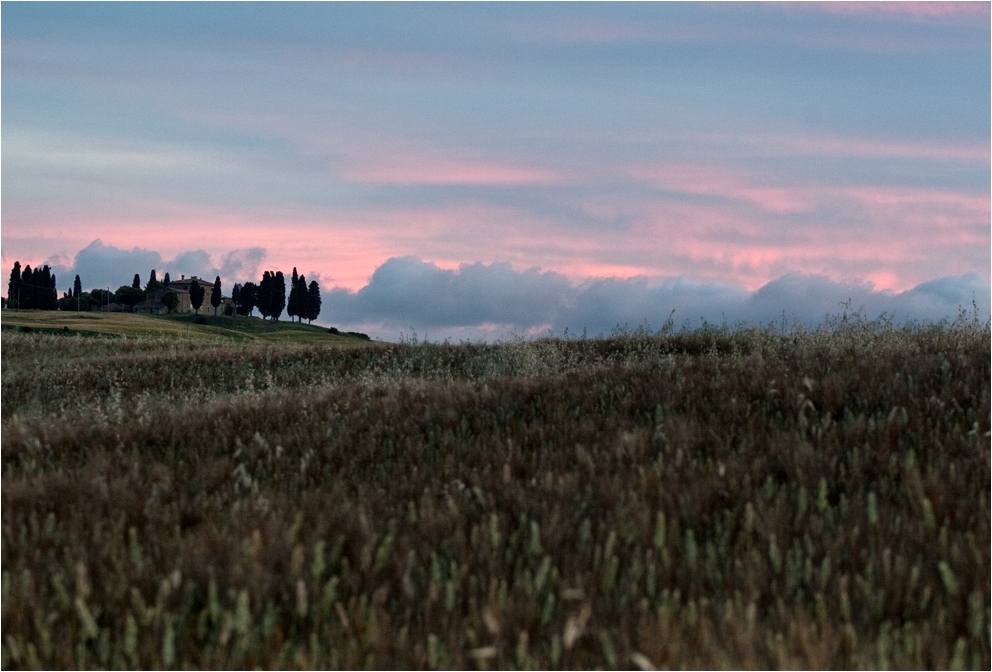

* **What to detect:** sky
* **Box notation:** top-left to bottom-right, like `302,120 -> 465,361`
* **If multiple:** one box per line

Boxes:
2,2 -> 989,340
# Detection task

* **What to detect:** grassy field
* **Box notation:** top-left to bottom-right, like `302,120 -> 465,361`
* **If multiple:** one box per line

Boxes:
1,313 -> 989,669
0,309 -> 374,345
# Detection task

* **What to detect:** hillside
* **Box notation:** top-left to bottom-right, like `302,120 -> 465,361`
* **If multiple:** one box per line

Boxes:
0,309 -> 376,345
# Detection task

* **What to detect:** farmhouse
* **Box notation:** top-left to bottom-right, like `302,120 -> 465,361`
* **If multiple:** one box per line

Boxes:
145,275 -> 234,315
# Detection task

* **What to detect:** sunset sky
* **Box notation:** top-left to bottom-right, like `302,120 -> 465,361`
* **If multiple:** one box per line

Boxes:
3,2 -> 989,340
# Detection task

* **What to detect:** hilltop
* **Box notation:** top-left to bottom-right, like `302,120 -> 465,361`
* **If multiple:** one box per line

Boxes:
0,309 -> 376,345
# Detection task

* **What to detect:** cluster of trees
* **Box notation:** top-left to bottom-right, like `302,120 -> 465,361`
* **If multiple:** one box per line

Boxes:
6,262 -> 58,310
232,267 -> 321,323
288,268 -> 322,324
5,260 -> 323,324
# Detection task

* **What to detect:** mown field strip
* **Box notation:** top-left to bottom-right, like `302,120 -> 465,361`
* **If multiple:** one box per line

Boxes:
0,309 -> 376,344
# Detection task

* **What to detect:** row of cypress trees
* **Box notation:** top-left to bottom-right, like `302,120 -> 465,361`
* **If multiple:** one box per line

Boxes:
6,261 -> 58,310
231,268 -> 321,323
288,267 -> 322,323
6,259 -> 323,324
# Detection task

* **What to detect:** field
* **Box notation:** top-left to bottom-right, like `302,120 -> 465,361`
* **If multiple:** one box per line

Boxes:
0,309 -> 373,345
1,312 -> 989,669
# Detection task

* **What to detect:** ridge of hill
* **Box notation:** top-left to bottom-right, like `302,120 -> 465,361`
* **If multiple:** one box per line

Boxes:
0,309 -> 376,345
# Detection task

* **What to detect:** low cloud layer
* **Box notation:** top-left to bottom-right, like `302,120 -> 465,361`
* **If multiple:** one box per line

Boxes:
327,257 -> 991,341
26,244 -> 990,342
47,240 -> 267,291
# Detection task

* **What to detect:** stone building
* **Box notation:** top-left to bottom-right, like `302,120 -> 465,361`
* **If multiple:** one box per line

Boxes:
146,276 -> 233,315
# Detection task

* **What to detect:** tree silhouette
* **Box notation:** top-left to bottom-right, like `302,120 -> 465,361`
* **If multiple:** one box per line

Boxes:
189,279 -> 205,315
257,272 -> 272,319
163,272 -> 171,285
237,282 -> 257,316
73,275 -> 82,298
115,285 -> 144,307
146,270 -> 165,294
8,261 -> 21,308
287,270 -> 310,323
254,271 -> 287,320
306,280 -> 321,324
132,274 -> 141,289
46,268 -> 57,310
21,265 -> 33,308
297,274 -> 309,323
13,265 -> 58,310
211,276 -> 222,315
272,272 -> 286,320
288,267 -> 300,322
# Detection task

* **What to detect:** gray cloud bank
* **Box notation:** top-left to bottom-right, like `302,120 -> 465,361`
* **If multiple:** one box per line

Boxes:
34,244 -> 990,341
47,240 -> 266,290
328,257 -> 991,341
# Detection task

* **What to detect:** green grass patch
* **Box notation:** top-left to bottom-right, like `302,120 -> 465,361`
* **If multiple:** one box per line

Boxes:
0,309 -> 375,345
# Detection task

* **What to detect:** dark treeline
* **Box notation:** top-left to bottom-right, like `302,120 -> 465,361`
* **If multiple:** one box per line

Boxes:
233,267 -> 321,323
5,260 -> 322,324
6,261 -> 57,310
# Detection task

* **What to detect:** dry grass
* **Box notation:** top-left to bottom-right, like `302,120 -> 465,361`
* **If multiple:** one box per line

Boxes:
2,314 -> 989,669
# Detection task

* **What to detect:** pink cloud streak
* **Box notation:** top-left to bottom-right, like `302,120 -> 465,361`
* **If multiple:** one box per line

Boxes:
630,161 -> 989,225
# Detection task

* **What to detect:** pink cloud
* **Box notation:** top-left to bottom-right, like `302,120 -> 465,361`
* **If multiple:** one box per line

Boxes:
363,176 -> 988,293
630,162 -> 814,215
629,160 -> 988,229
556,161 -> 988,292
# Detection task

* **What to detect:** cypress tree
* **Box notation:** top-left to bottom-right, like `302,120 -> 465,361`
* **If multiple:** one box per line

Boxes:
257,272 -> 272,319
237,282 -> 257,317
46,268 -> 57,310
272,271 -> 286,321
296,274 -> 308,323
132,273 -> 141,289
163,272 -> 171,285
149,269 -> 157,286
8,261 -> 21,308
288,267 -> 300,321
211,276 -> 222,315
74,275 -> 82,298
22,265 -> 34,309
306,280 -> 321,324
190,279 -> 205,314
